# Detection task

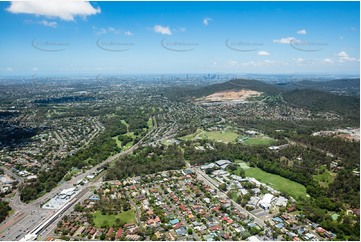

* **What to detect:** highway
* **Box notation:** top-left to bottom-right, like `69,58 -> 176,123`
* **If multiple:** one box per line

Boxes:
0,118 -> 159,241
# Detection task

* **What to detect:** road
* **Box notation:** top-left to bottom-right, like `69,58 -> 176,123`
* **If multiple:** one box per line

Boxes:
190,166 -> 266,228
127,196 -> 141,225
0,117 -> 159,241
1,167 -> 25,211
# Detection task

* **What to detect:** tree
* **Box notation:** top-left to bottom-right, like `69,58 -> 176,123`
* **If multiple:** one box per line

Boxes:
57,221 -> 63,228
188,228 -> 193,235
101,220 -> 109,228
218,183 -> 227,191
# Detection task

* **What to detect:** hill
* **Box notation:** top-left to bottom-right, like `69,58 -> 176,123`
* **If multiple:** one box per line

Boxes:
282,89 -> 360,120
277,78 -> 360,96
189,79 -> 283,98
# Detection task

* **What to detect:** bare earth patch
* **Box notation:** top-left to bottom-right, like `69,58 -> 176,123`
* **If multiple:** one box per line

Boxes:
200,90 -> 261,102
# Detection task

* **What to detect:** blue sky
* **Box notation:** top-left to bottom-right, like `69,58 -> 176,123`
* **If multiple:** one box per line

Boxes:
0,1 -> 359,76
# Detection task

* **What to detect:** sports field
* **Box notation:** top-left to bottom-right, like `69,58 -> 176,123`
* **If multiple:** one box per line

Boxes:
244,136 -> 276,146
238,161 -> 308,200
180,128 -> 239,143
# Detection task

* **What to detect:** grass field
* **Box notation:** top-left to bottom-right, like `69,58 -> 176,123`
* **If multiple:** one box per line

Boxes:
205,130 -> 239,142
313,170 -> 336,188
147,117 -> 153,129
236,161 -> 250,169
180,128 -> 239,143
112,136 -> 122,148
244,137 -> 276,146
93,210 -> 135,227
123,142 -> 133,150
239,161 -> 308,200
121,119 -> 129,128
229,191 -> 238,201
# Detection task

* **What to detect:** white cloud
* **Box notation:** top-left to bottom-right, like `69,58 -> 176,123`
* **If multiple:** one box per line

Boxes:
297,29 -> 307,35
323,58 -> 333,64
153,25 -> 172,35
5,67 -> 13,72
203,17 -> 212,26
273,37 -> 298,44
173,27 -> 186,32
257,51 -> 270,56
39,20 -> 57,28
31,67 -> 38,71
6,1 -> 100,21
93,26 -> 121,35
227,59 -> 287,67
337,51 -> 357,62
124,30 -> 133,36
293,58 -> 305,64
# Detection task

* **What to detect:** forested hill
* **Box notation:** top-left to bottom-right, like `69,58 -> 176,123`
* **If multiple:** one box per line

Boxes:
277,78 -> 360,96
164,78 -> 359,122
283,89 -> 360,120
189,79 -> 283,97
163,78 -> 283,100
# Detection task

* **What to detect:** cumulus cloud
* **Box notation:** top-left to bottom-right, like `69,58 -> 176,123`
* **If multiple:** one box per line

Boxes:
124,30 -> 133,36
257,51 -> 270,56
297,29 -> 307,35
6,1 -> 100,21
153,25 -> 172,35
203,17 -> 212,26
39,20 -> 57,28
273,37 -> 298,44
337,51 -> 357,62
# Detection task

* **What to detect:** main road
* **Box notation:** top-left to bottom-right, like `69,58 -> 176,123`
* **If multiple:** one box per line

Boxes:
0,117 -> 159,241
190,165 -> 266,228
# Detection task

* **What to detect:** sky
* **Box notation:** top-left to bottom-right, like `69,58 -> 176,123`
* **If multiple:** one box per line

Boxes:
0,1 -> 359,76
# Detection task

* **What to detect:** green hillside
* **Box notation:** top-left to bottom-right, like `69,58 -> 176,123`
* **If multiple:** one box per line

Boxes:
282,89 -> 360,121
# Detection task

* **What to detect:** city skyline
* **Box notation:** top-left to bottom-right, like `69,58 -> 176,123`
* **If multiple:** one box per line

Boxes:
0,1 -> 359,75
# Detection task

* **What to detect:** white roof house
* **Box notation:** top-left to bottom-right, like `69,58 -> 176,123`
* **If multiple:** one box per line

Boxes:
259,193 -> 274,209
260,193 -> 274,204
